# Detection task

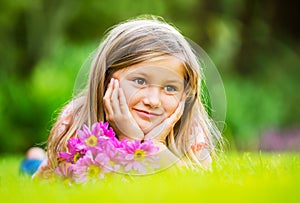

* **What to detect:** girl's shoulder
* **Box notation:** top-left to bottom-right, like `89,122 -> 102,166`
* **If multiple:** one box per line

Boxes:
189,122 -> 211,164
57,99 -> 81,135
189,122 -> 209,151
190,133 -> 212,168
59,97 -> 84,121
60,101 -> 78,122
190,130 -> 209,152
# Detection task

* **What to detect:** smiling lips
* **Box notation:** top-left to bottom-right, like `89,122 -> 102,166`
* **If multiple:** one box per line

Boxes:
133,108 -> 162,118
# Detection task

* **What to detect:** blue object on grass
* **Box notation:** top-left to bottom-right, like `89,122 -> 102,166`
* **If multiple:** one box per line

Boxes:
20,158 -> 43,175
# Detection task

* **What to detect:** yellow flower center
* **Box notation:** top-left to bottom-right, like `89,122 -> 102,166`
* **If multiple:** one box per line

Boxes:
73,152 -> 82,163
134,149 -> 145,161
85,135 -> 98,147
88,165 -> 100,178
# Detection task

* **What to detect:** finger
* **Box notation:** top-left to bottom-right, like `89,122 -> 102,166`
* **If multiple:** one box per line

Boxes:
118,88 -> 145,140
110,79 -> 121,114
166,101 -> 184,126
118,88 -> 130,114
144,121 -> 167,140
145,102 -> 184,141
103,78 -> 114,115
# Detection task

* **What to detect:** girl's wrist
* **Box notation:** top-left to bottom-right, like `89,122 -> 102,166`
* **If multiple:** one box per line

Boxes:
150,140 -> 167,152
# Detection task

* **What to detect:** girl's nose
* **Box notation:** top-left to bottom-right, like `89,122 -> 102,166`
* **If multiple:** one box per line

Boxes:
142,86 -> 161,107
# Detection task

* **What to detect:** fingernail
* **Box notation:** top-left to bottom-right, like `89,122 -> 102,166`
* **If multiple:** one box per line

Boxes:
110,78 -> 114,83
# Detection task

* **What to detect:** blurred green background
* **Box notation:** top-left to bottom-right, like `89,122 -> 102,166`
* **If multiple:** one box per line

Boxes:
1,0 -> 299,154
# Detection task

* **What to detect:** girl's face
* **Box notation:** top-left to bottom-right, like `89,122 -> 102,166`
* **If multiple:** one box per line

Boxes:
112,55 -> 186,133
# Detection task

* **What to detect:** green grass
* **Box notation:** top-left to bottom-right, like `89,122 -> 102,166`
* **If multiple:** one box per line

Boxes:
1,152 -> 299,202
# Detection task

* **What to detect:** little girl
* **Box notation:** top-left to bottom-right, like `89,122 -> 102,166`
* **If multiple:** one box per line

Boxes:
31,15 -> 223,179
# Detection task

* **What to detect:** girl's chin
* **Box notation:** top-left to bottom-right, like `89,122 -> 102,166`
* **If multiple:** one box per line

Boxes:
134,115 -> 166,134
140,125 -> 155,134
136,122 -> 157,134
138,121 -> 164,134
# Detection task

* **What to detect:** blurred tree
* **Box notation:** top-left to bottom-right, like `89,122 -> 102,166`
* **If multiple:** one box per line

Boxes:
0,0 -> 78,153
0,0 -> 75,78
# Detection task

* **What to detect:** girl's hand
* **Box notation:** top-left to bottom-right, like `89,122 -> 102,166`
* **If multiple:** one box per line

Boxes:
144,100 -> 185,145
103,78 -> 144,140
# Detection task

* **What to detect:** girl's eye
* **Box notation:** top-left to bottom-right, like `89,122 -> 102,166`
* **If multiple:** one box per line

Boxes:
133,78 -> 146,86
164,85 -> 177,93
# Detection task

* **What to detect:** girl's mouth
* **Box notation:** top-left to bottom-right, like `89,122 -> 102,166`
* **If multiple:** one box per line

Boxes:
133,109 -> 161,118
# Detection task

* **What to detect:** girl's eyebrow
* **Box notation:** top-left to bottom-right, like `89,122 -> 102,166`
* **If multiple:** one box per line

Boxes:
164,79 -> 183,84
126,68 -> 184,84
129,72 -> 183,84
127,71 -> 148,77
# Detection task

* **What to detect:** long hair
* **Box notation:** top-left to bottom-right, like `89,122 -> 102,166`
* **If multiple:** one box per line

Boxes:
46,15 -> 223,169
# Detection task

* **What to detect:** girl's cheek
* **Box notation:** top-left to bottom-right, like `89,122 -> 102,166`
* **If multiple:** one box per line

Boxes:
118,81 -> 132,99
163,95 -> 180,114
122,86 -> 142,104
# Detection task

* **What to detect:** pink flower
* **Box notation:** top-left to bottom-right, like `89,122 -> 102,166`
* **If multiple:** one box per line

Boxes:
72,151 -> 110,183
76,123 -> 115,149
96,122 -> 116,138
77,125 -> 100,147
98,140 -> 122,172
122,140 -> 160,174
55,161 -> 74,183
77,122 -> 115,141
55,122 -> 161,183
58,137 -> 86,163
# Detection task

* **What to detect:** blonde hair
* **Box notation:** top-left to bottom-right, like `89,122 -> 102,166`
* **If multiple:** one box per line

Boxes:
46,15 -> 223,170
